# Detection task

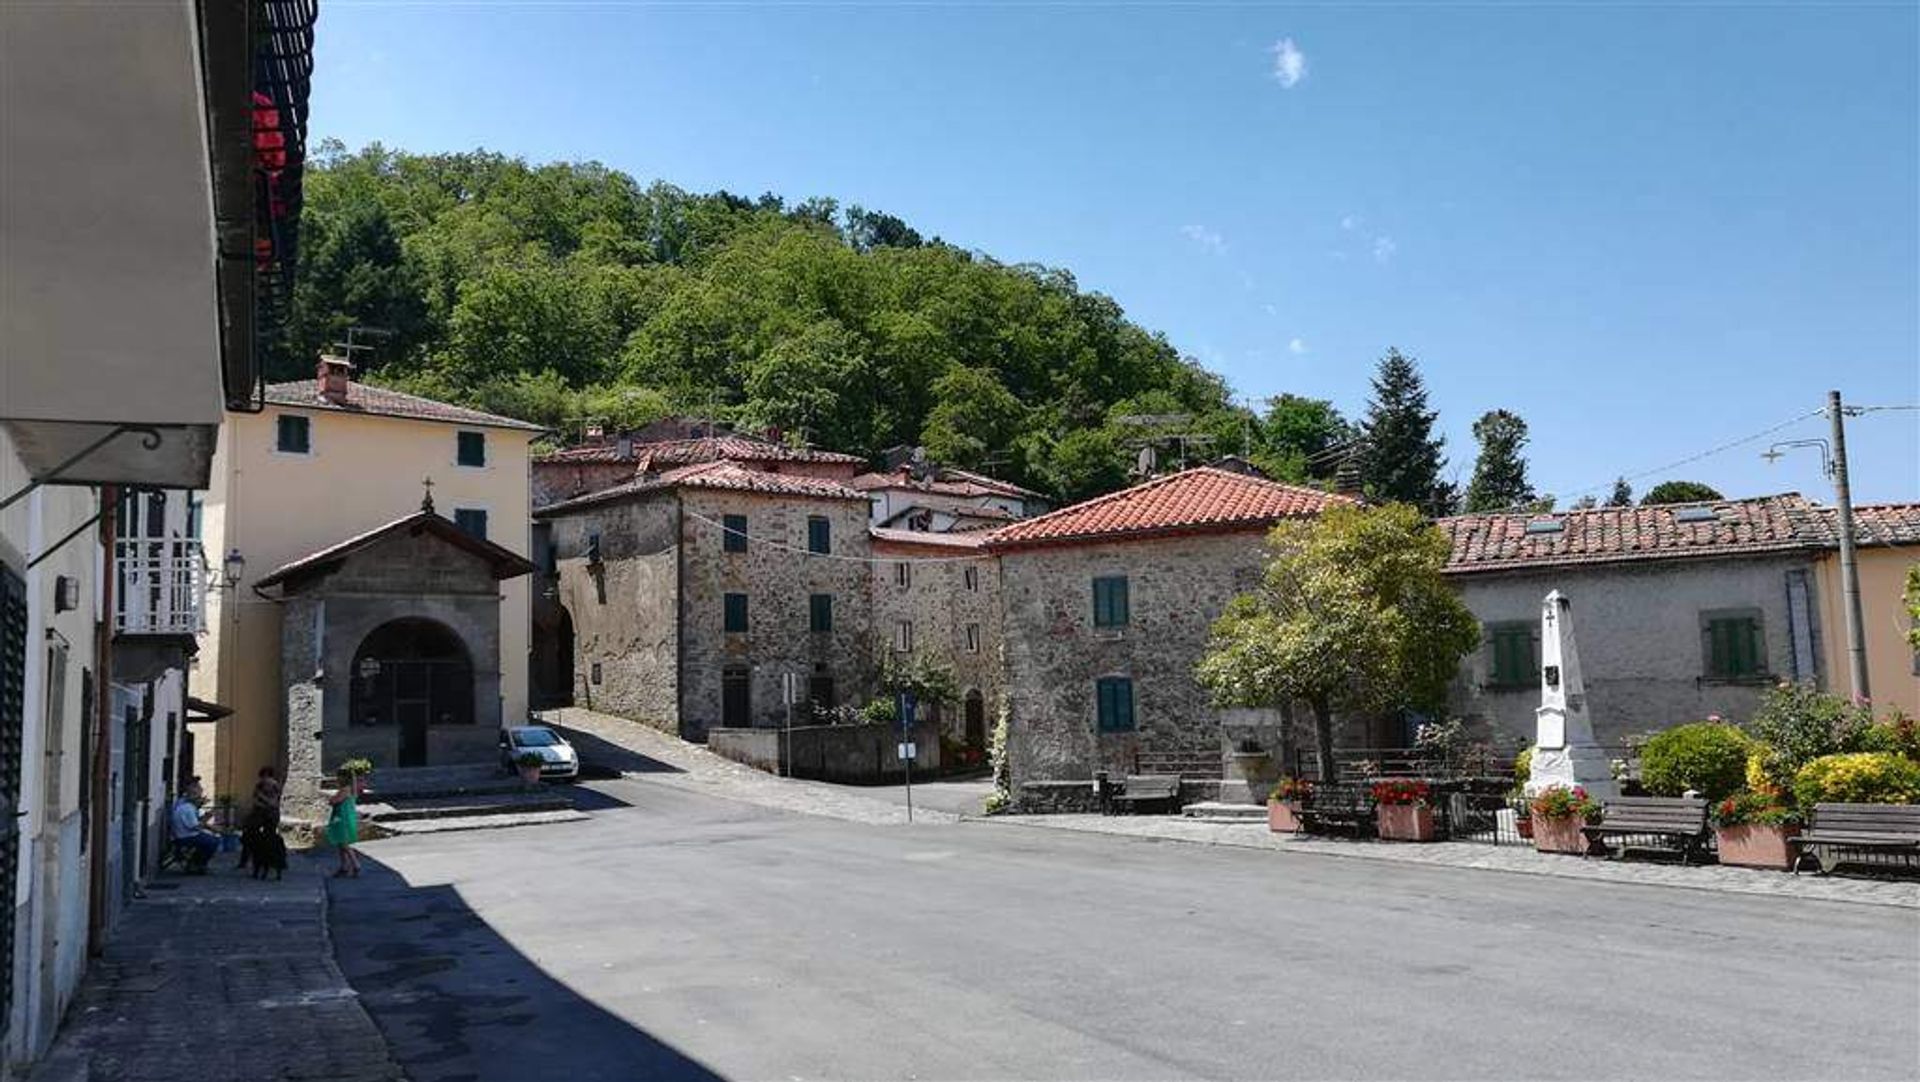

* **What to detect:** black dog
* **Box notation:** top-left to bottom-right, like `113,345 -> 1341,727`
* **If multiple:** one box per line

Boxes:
242,823 -> 287,880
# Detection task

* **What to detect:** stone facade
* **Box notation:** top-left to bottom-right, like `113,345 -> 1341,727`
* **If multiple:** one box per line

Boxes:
545,491 -> 682,729
869,535 -> 1002,750
1447,553 -> 1825,747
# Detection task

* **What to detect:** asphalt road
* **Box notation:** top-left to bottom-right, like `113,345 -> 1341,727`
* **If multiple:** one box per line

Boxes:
329,776 -> 1920,1082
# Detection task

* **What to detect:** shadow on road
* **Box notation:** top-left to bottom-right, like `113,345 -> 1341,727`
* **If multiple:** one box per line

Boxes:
330,858 -> 722,1082
555,723 -> 686,776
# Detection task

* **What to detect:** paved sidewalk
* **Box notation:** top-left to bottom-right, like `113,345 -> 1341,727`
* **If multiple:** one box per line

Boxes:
984,813 -> 1920,909
544,706 -> 959,824
30,853 -> 402,1082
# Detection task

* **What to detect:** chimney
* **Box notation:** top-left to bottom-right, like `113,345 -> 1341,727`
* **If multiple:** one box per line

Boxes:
316,355 -> 354,405
616,435 -> 634,460
585,422 -> 605,442
1333,457 -> 1366,502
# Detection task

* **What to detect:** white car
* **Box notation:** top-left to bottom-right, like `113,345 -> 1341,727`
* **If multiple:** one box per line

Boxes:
500,725 -> 579,780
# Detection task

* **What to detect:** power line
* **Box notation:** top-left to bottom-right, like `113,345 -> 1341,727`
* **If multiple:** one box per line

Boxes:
681,508 -> 994,564
1510,407 -> 1827,514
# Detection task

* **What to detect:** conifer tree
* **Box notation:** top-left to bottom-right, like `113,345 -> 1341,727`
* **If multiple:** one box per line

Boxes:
1358,348 -> 1450,516
1463,409 -> 1536,512
1606,477 -> 1633,507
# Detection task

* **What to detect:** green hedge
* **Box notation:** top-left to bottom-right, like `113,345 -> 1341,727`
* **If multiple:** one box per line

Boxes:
1793,752 -> 1920,809
1639,722 -> 1752,802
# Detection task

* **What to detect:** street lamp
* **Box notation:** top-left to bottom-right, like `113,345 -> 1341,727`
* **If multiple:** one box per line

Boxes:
222,548 -> 245,589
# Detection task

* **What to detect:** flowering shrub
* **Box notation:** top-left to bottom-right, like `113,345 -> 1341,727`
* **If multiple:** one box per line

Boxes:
337,758 -> 374,777
1513,745 -> 1535,786
1530,785 -> 1600,823
1710,789 -> 1802,828
1860,710 -> 1920,762
1747,683 -> 1876,787
1270,776 -> 1313,803
1640,722 -> 1752,801
1370,779 -> 1432,807
1792,752 -> 1920,810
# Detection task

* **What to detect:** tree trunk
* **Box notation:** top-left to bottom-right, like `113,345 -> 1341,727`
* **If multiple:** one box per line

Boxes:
1277,699 -> 1298,778
1311,696 -> 1337,783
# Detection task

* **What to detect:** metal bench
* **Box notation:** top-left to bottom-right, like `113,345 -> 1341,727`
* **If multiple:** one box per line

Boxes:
1113,774 -> 1182,815
1581,796 -> 1710,863
1300,783 -> 1376,837
1790,803 -> 1920,876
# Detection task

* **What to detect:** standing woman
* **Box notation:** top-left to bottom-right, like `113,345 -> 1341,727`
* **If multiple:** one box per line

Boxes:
327,767 -> 361,878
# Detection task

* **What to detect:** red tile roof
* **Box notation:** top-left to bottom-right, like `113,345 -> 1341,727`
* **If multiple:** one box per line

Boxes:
535,461 -> 866,516
264,381 -> 546,431
1439,494 -> 1822,574
538,435 -> 864,467
1802,503 -> 1920,548
254,510 -> 536,591
848,465 -> 1042,501
869,527 -> 989,550
986,467 -> 1353,550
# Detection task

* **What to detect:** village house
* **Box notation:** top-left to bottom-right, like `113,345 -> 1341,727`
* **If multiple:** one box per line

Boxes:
868,528 -> 1002,754
531,423 -> 867,509
195,357 -> 543,807
536,462 -> 879,741
1804,503 -> 1920,717
849,451 -> 1049,532
984,468 -> 1355,807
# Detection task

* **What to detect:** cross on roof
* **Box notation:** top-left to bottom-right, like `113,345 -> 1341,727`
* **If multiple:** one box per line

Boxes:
420,476 -> 436,514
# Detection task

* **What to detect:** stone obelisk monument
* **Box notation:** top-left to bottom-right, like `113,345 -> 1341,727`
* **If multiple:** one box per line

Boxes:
1526,591 -> 1617,800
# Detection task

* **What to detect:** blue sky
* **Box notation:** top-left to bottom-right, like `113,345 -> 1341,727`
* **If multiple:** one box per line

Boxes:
312,3 -> 1918,503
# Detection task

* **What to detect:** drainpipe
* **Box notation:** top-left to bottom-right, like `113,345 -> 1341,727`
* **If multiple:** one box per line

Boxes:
87,486 -> 114,956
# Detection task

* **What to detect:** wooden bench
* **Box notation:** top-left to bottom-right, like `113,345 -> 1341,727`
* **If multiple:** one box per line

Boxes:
1790,803 -> 1920,876
1300,783 -> 1376,837
1113,774 -> 1182,815
1581,796 -> 1710,863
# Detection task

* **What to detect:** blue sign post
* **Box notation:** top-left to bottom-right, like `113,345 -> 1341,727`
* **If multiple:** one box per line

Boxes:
896,692 -> 917,822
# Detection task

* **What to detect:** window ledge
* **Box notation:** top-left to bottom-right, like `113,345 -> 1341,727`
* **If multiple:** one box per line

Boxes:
1698,674 -> 1775,688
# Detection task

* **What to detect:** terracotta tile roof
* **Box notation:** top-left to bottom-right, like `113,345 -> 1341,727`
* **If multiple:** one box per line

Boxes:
1439,494 -> 1822,574
878,503 -> 1018,530
986,467 -> 1353,550
535,461 -> 866,516
1799,503 -> 1920,548
869,527 -> 989,550
537,435 -> 864,467
847,465 -> 1041,501
254,510 -> 536,591
263,381 -> 546,431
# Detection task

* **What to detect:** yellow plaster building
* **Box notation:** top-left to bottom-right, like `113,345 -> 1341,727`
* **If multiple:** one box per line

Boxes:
195,358 -> 542,795
1812,504 -> 1920,718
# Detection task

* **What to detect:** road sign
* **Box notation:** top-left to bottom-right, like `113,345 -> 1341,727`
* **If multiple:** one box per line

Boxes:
897,742 -> 917,761
783,672 -> 797,706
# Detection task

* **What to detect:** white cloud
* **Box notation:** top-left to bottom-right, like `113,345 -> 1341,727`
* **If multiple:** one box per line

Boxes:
1372,235 -> 1397,263
1288,337 -> 1308,355
1262,303 -> 1279,317
1270,38 -> 1307,88
1180,224 -> 1226,255
1340,214 -> 1362,232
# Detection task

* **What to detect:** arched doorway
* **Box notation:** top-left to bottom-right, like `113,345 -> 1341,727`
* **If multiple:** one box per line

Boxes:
350,619 -> 473,767
531,604 -> 575,708
964,689 -> 986,750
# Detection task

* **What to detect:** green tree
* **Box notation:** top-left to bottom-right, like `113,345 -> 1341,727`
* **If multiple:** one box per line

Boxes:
1906,565 -> 1920,650
1195,504 -> 1481,780
1463,409 -> 1537,512
1641,480 -> 1724,505
1043,428 -> 1130,503
1606,477 -> 1634,507
1257,394 -> 1353,484
1358,349 -> 1451,516
920,367 -> 1027,469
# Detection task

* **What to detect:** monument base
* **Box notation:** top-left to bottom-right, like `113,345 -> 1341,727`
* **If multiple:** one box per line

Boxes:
1525,744 -> 1618,803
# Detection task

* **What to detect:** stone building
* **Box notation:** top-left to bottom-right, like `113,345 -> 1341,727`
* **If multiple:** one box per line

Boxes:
252,504 -> 534,813
985,468 -> 1353,801
532,426 -> 865,509
849,455 -> 1048,531
536,462 -> 878,740
869,528 -> 1002,753
1439,495 -> 1834,747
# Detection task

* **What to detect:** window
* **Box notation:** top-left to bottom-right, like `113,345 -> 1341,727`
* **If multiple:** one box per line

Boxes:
810,594 -> 833,633
453,508 -> 488,540
807,516 -> 831,554
963,566 -> 979,592
1092,576 -> 1130,628
275,414 -> 310,454
724,593 -> 749,633
456,430 -> 486,468
585,532 -> 602,563
1486,623 -> 1536,689
895,561 -> 911,588
722,514 -> 748,553
965,623 -> 981,653
1703,610 -> 1767,680
894,620 -> 914,652
1096,676 -> 1135,733
590,662 -> 602,686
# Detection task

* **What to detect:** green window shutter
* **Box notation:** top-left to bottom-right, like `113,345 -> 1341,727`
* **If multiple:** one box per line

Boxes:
809,594 -> 832,633
456,430 -> 486,467
807,516 -> 831,554
453,509 -> 488,540
1093,577 -> 1129,627
276,414 -> 309,453
724,593 -> 749,633
1096,677 -> 1135,732
723,514 -> 748,553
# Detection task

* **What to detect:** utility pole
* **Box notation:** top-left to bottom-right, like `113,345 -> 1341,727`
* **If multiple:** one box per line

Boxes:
1829,390 -> 1870,703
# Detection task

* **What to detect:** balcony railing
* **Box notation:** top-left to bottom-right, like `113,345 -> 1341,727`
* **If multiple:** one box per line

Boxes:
114,537 -> 207,637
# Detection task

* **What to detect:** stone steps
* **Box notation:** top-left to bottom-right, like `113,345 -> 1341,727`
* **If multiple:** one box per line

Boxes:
360,789 -> 576,823
377,809 -> 590,835
1180,801 -> 1268,823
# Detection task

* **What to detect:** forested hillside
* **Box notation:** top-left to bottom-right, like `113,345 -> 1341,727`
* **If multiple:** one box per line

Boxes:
283,142 -> 1353,501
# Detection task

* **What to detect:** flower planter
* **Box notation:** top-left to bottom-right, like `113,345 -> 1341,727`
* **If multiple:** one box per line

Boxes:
1376,803 -> 1438,842
1268,801 -> 1302,834
1516,814 -> 1534,840
1531,814 -> 1591,855
517,763 -> 543,786
1715,823 -> 1801,870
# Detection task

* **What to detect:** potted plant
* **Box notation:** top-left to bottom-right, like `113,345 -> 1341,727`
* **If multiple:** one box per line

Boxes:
1529,785 -> 1600,854
339,758 -> 373,795
1268,777 -> 1310,833
1371,779 -> 1438,842
515,750 -> 545,785
1710,789 -> 1803,870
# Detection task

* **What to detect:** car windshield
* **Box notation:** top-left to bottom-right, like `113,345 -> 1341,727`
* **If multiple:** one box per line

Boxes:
514,728 -> 560,747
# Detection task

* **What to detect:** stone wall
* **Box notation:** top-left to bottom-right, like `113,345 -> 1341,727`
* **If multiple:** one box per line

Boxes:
870,537 -> 1002,747
1448,554 -> 1822,747
996,530 -> 1272,789
707,720 -> 943,783
546,491 -> 682,733
677,489 -> 876,738
532,460 -> 632,509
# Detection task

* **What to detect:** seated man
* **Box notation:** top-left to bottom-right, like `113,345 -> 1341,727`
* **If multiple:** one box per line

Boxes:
169,785 -> 219,873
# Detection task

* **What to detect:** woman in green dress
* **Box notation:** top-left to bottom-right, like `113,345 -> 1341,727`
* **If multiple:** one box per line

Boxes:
326,766 -> 362,878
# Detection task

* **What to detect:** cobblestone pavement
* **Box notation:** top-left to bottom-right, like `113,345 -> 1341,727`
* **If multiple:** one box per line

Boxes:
985,813 -> 1920,909
543,706 -> 958,824
29,852 -> 403,1082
